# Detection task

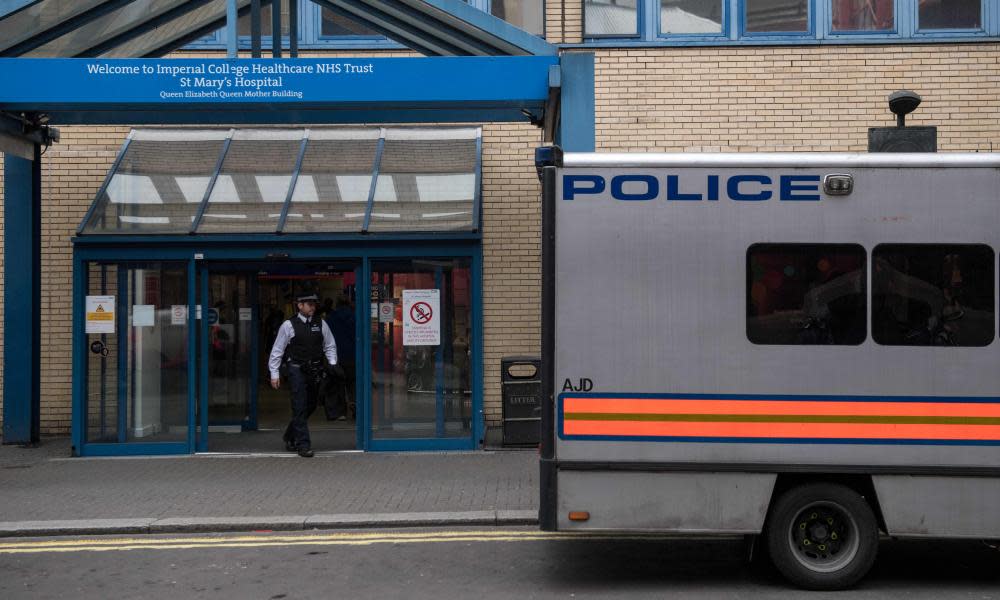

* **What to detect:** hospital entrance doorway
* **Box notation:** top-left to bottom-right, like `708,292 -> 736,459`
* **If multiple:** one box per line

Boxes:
203,261 -> 360,453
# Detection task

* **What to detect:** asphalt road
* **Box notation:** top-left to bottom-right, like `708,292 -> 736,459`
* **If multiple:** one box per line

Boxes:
1,527 -> 998,599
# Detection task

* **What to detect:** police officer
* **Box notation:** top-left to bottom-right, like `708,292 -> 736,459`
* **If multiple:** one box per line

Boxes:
268,293 -> 338,457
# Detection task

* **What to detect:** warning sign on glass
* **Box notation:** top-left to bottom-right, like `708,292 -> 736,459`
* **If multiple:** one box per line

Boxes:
85,295 -> 115,334
402,289 -> 440,346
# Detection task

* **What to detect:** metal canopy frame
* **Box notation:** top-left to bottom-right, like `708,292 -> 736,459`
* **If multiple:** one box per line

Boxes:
0,0 -> 556,58
78,126 -> 484,236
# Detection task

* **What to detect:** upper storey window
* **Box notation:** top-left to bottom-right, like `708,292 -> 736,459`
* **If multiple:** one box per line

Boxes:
192,0 -> 546,49
581,0 -> 995,43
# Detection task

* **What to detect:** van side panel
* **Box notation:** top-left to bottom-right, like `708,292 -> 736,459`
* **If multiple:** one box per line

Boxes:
554,165 -> 1000,469
873,476 -> 1000,538
557,471 -> 776,533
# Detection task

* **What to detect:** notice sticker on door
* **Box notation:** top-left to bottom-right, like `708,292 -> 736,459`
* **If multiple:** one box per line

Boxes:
85,295 -> 115,334
402,289 -> 440,346
379,302 -> 395,323
239,308 -> 252,321
171,305 -> 187,325
132,304 -> 155,327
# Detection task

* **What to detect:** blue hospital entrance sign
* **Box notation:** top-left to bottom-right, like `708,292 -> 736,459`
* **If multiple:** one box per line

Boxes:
0,57 -> 556,111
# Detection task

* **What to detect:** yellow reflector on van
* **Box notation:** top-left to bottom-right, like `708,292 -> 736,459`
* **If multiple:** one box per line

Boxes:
568,511 -> 590,522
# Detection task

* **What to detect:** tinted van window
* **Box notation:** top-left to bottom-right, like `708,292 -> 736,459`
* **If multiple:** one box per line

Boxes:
747,244 -> 867,345
872,244 -> 994,347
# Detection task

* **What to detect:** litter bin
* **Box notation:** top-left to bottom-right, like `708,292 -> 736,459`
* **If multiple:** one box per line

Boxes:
501,356 -> 542,446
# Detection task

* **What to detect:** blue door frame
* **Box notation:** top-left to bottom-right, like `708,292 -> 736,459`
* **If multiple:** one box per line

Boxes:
71,238 -> 483,456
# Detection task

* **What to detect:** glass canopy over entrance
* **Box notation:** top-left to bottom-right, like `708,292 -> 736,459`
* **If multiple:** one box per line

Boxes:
79,126 -> 482,235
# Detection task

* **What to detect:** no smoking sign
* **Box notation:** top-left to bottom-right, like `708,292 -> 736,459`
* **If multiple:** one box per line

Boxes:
409,301 -> 433,324
402,290 -> 440,346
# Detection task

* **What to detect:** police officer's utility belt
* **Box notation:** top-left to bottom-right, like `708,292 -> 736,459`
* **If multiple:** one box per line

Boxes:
287,358 -> 325,375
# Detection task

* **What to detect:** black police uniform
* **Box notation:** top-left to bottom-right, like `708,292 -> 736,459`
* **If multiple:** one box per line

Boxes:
282,316 -> 327,453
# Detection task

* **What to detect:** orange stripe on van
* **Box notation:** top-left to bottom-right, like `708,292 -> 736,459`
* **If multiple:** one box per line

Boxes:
562,420 -> 1000,441
562,397 -> 1000,419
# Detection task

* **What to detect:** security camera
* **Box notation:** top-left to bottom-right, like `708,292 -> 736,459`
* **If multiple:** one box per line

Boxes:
888,90 -> 921,127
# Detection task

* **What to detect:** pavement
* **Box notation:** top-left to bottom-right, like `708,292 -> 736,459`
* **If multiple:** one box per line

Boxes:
0,436 -> 539,538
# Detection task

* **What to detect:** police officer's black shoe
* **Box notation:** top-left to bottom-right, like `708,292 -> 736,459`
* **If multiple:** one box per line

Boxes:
297,448 -> 314,458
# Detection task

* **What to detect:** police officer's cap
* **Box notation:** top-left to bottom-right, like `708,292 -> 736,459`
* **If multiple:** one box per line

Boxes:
295,293 -> 320,303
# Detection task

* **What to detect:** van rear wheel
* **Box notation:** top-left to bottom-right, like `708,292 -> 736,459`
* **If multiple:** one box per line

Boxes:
765,483 -> 878,590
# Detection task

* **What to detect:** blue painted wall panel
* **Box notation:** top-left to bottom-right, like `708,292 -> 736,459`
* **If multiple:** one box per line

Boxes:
3,150 -> 40,444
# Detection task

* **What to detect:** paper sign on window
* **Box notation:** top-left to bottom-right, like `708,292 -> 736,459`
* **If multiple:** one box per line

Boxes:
402,289 -> 440,346
86,295 -> 115,334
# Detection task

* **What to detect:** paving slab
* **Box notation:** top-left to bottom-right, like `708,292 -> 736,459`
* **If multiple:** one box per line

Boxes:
0,436 -> 540,537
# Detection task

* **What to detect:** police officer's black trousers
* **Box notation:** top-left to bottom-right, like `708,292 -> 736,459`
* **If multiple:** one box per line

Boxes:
284,364 -> 320,450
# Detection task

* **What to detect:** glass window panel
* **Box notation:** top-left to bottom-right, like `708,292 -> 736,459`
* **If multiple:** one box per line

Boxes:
872,244 -> 994,347
918,0 -> 981,30
197,129 -> 303,233
0,0 -> 107,53
237,0 -> 290,36
207,273 -> 253,428
85,262 -> 190,444
26,0 -> 192,57
99,0 -> 233,57
490,0 -> 545,36
370,258 -> 473,440
746,0 -> 809,33
584,0 -> 639,36
81,130 -> 229,234
660,0 -> 723,34
831,0 -> 893,31
282,129 -> 379,233
747,244 -> 867,345
125,263 -> 190,441
367,128 -> 479,233
320,7 -> 381,36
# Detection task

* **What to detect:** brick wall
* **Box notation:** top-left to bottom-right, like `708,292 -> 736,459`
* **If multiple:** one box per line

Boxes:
593,45 -> 1000,152
2,43 -> 1000,435
481,123 -> 543,427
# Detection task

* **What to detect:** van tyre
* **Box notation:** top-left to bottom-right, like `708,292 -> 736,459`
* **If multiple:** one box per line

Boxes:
765,483 -> 878,590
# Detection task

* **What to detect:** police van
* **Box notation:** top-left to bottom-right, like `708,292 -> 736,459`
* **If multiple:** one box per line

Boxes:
536,148 -> 1000,589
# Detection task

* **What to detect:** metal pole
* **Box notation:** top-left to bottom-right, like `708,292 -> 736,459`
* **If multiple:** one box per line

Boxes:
226,0 -> 238,58
271,0 -> 282,58
250,0 -> 262,58
288,0 -> 298,58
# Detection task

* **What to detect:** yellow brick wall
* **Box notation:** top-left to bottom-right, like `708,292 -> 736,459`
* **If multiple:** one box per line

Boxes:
481,123 -> 544,427
593,45 -> 1000,152
3,43 -> 1000,435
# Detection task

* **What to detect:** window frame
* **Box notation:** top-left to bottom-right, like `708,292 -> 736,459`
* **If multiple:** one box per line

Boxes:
745,242 -> 869,347
870,242 -> 996,348
741,0 -> 816,38
577,0 -> 997,45
583,0 -> 644,39
825,0 -> 899,38
655,0 -> 729,39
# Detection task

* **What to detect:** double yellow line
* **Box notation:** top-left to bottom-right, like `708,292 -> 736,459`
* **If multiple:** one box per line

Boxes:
0,529 -> 610,554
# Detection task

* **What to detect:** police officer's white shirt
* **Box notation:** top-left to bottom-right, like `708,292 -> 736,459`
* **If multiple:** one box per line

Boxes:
268,313 -> 338,379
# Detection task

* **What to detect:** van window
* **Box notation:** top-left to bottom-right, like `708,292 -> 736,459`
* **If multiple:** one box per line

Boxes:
747,244 -> 867,345
872,244 -> 995,347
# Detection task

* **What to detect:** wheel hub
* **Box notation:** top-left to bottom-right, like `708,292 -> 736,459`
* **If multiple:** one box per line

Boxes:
792,505 -> 855,568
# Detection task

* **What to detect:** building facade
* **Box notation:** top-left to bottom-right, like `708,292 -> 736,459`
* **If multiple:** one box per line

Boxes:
1,0 -> 998,450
